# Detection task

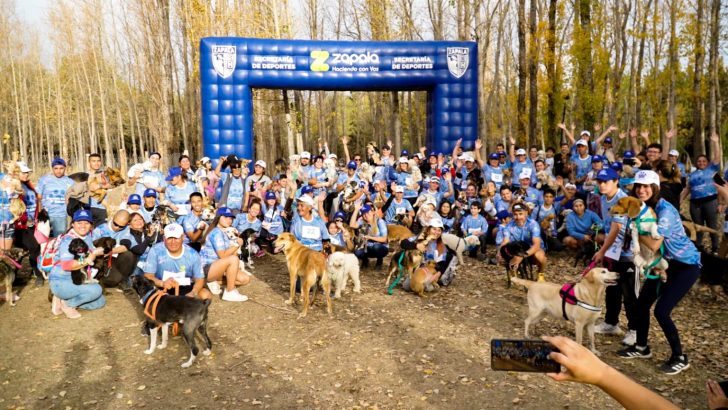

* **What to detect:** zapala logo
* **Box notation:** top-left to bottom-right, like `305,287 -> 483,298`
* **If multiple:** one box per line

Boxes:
331,51 -> 380,65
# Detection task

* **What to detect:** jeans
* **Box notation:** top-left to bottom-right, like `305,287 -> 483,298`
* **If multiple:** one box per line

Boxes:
603,259 -> 638,330
49,216 -> 68,237
635,260 -> 700,357
354,243 -> 389,264
689,197 -> 719,252
50,278 -> 105,310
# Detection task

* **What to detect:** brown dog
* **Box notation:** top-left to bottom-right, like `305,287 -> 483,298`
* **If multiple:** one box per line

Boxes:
387,224 -> 414,244
611,196 -> 668,281
273,233 -> 332,318
385,231 -> 434,287
511,268 -> 618,355
409,261 -> 440,297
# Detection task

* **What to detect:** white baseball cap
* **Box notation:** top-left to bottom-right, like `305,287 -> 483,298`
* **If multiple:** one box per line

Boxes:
328,153 -> 338,159
163,223 -> 184,239
398,157 -> 408,164
297,195 -> 315,207
458,154 -> 474,162
515,148 -> 527,156
200,157 -> 211,164
255,160 -> 267,168
393,185 -> 404,193
580,130 -> 591,137
565,182 -> 577,189
300,151 -> 311,159
668,149 -> 679,157
519,171 -> 531,180
634,170 -> 660,186
576,140 -> 588,147
428,218 -> 444,228
16,161 -> 31,173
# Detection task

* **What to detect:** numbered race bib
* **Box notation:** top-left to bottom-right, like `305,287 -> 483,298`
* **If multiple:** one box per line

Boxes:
301,225 -> 320,240
491,173 -> 503,183
163,270 -> 191,286
604,242 -> 622,261
468,228 -> 481,234
521,168 -> 532,178
396,207 -> 406,215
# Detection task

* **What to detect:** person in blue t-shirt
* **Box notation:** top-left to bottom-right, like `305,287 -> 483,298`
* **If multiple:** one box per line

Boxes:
290,195 -> 329,251
259,191 -> 285,253
327,211 -> 354,251
686,133 -> 722,253
126,152 -> 166,197
214,157 -> 246,212
497,202 -> 547,282
163,167 -> 197,219
459,201 -> 489,259
179,192 -> 208,251
350,203 -> 388,268
143,223 -> 211,300
199,207 -> 252,302
563,199 -> 602,250
86,153 -> 108,226
139,188 -> 159,223
36,157 -> 74,236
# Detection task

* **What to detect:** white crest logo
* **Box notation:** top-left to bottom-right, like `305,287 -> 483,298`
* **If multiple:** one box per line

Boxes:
212,45 -> 236,79
446,47 -> 469,79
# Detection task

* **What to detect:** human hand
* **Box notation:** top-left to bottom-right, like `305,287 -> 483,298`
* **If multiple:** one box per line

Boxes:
629,128 -> 638,138
640,130 -> 649,140
570,123 -> 576,131
707,380 -> 728,410
186,291 -> 197,298
593,123 -> 601,132
607,125 -> 618,133
419,146 -> 427,154
162,278 -> 178,289
475,139 -> 482,150
508,136 -> 516,145
557,123 -> 567,130
542,335 -> 610,385
341,135 -> 349,144
236,238 -> 244,246
666,128 -> 676,139
618,132 -> 627,140
710,132 -> 720,142
591,249 -> 604,264
583,235 -> 592,242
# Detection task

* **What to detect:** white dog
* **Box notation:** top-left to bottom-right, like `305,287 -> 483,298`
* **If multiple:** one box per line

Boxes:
441,233 -> 481,264
326,252 -> 361,298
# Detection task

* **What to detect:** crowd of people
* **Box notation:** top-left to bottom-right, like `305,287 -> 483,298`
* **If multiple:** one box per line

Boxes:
0,125 -> 726,379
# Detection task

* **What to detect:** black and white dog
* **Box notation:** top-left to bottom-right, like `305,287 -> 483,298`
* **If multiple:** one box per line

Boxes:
222,227 -> 257,274
132,276 -> 212,368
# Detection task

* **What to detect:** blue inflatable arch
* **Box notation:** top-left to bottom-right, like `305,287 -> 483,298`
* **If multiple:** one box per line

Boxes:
200,37 -> 478,161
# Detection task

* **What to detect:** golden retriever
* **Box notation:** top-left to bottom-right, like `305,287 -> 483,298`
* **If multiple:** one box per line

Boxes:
273,233 -> 332,318
510,267 -> 618,355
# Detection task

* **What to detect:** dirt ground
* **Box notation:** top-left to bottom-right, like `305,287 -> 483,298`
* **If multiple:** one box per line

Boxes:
1,249 -> 726,410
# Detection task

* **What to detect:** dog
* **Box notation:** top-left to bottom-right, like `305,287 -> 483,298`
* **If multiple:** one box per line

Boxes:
393,212 -> 413,228
510,267 -> 619,354
68,238 -> 93,285
573,240 -> 597,267
681,220 -> 721,243
326,252 -> 361,298
132,276 -> 212,368
387,224 -> 414,244
273,233 -> 332,318
500,241 -> 531,272
407,159 -> 423,183
409,261 -> 440,297
323,157 -> 338,182
610,197 -> 668,281
535,170 -> 557,191
386,230 -> 435,287
441,233 -> 480,264
340,181 -> 360,213
0,248 -> 25,307
358,162 -> 376,184
238,228 -> 257,273
539,214 -> 556,234
67,168 -> 126,210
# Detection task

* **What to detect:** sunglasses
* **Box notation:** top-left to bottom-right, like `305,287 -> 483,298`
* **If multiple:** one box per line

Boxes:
112,220 -> 128,229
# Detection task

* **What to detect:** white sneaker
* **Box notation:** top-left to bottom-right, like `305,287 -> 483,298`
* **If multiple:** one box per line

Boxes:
51,296 -> 63,316
622,330 -> 637,346
206,281 -> 222,295
222,289 -> 248,302
594,322 -> 624,335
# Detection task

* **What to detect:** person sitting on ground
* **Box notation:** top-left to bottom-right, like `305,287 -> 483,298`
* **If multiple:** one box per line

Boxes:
259,191 -> 285,253
179,192 -> 208,252
199,207 -> 252,302
400,218 -> 456,286
532,188 -> 563,252
144,223 -> 211,301
49,209 -> 106,319
495,184 -> 514,213
459,201 -> 489,260
563,199 -> 603,250
497,202 -> 547,282
124,212 -> 158,277
437,200 -> 457,233
138,188 -> 158,223
163,167 -> 197,219
384,185 -> 414,226
233,200 -> 265,258
350,203 -> 388,268
91,209 -> 137,289
327,212 -> 354,252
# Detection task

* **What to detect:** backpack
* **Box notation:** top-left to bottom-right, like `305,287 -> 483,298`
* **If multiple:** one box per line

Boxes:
37,231 -> 79,276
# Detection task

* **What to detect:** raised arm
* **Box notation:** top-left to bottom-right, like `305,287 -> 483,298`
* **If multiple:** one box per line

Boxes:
341,135 -> 351,163
473,139 -> 484,167
508,136 -> 516,163
558,123 -> 575,145
709,132 -> 721,165
595,124 -> 617,145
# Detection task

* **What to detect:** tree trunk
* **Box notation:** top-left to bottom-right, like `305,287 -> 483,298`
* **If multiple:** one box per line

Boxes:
527,0 -> 538,146
545,0 -> 558,146
692,0 -> 705,156
517,0 -> 527,143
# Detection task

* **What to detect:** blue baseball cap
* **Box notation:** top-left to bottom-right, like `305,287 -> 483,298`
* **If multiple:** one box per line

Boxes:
591,155 -> 603,162
604,137 -> 613,144
347,161 -> 357,170
334,211 -> 346,221
72,209 -> 93,223
488,153 -> 499,160
127,194 -> 141,205
51,157 -> 66,167
165,167 -> 182,181
498,151 -> 506,157
360,204 -> 373,214
595,168 -> 620,182
143,188 -> 157,198
301,185 -> 314,194
623,150 -> 635,159
401,149 -> 409,157
610,162 -> 623,172
216,207 -> 234,218
264,191 -> 276,201
496,210 -> 511,221
428,151 -> 437,158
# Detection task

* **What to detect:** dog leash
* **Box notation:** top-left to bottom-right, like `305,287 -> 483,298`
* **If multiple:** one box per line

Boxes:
387,251 -> 406,295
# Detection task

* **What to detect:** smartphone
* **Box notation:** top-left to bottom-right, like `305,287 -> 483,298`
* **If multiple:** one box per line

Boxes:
713,172 -> 725,186
720,380 -> 728,394
491,339 -> 561,373
623,158 -> 636,166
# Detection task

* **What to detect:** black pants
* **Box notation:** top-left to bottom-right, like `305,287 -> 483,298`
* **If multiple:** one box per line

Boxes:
635,260 -> 700,357
603,258 -> 638,330
256,229 -> 279,252
13,227 -> 41,277
99,252 -> 136,288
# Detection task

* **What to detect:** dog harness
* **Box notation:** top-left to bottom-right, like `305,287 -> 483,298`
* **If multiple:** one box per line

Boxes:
632,204 -> 666,282
142,283 -> 180,335
559,261 -> 601,321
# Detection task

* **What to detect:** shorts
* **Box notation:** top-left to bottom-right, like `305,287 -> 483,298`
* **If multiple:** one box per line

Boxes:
1,224 -> 15,239
166,285 -> 194,296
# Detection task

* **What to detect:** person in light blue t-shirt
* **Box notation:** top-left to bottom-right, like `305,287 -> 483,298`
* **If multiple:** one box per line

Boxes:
126,152 -> 166,197
686,133 -> 722,253
36,157 -> 74,236
143,223 -> 210,300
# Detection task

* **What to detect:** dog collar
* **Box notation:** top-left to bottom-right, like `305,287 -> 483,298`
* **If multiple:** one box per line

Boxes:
140,288 -> 156,305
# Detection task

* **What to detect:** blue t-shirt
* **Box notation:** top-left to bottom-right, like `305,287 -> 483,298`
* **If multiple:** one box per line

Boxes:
655,199 -> 700,265
483,165 -> 505,188
460,214 -> 488,236
385,198 -> 414,224
688,163 -> 719,200
262,203 -> 284,235
165,181 -> 197,214
600,190 -> 633,259
512,160 -> 535,188
92,222 -> 129,246
234,212 -> 262,233
37,174 -> 74,218
48,233 -> 95,281
200,227 -> 234,267
565,210 -> 602,240
144,242 -> 204,281
572,155 -> 593,184
218,173 -> 246,210
355,217 -> 388,247
501,219 -> 543,249
21,184 -> 37,221
179,212 -> 204,244
290,215 -> 329,251
392,172 -> 418,198
134,169 -> 166,197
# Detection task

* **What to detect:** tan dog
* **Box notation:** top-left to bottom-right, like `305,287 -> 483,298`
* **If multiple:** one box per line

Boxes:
273,233 -> 332,318
539,214 -> 556,233
387,224 -> 414,244
409,261 -> 440,297
511,268 -> 619,354
610,197 -> 668,282
385,231 -> 434,287
681,220 -> 720,243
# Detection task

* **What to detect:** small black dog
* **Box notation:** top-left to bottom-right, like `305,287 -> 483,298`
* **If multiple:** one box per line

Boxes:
132,276 -> 212,368
573,240 -> 597,267
239,228 -> 257,271
68,238 -> 92,285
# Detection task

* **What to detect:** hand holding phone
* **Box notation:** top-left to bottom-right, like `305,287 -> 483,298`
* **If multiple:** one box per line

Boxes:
491,339 -> 560,373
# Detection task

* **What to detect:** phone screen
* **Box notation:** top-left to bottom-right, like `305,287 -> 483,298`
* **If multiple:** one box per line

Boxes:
491,339 -> 561,373
712,172 -> 725,186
